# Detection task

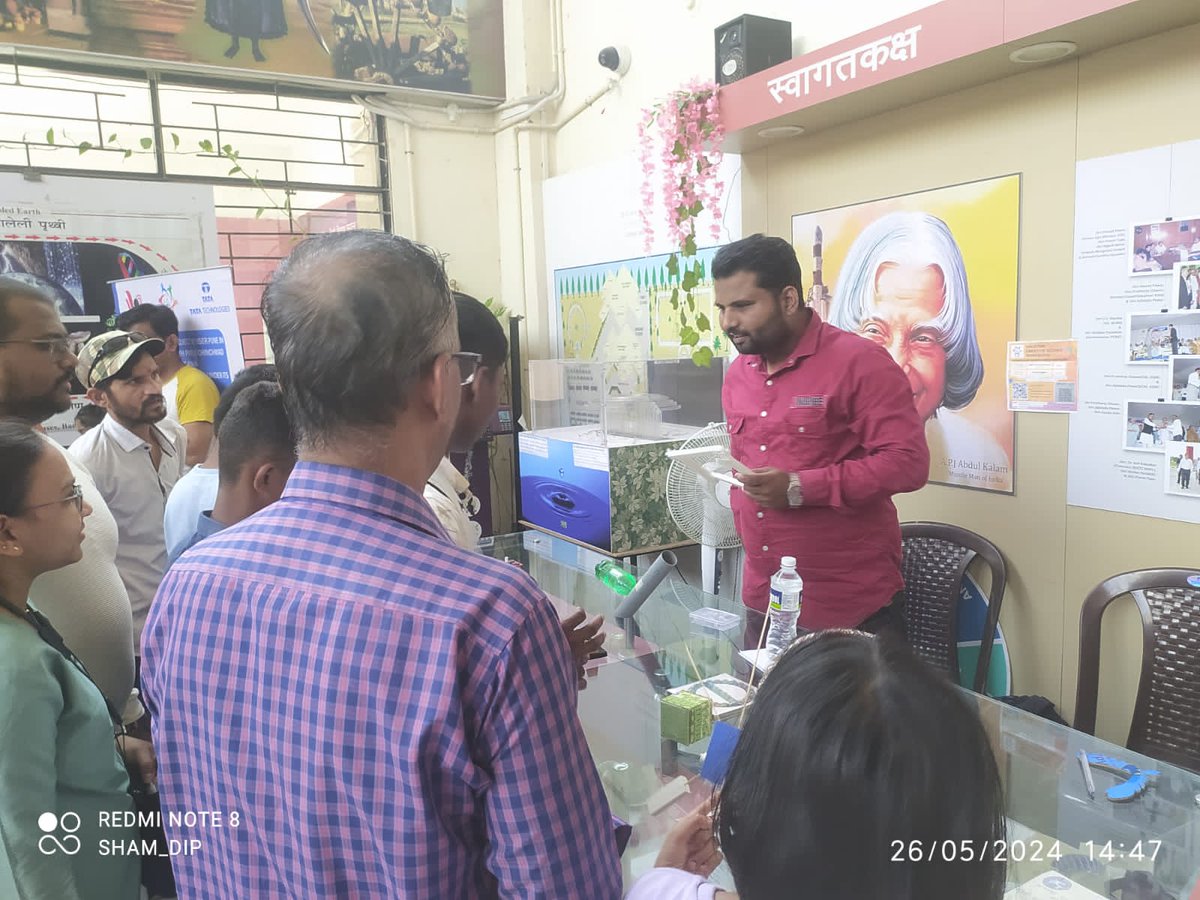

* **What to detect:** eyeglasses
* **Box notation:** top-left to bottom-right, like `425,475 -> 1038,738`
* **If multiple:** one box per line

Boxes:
0,331 -> 91,358
451,351 -> 482,387
24,483 -> 85,516
86,332 -> 150,386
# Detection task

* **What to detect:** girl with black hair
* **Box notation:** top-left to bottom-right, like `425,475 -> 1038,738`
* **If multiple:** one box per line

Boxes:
0,421 -> 148,899
630,630 -> 1007,900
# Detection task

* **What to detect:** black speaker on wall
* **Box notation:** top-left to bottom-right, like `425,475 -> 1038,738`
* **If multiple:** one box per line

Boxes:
715,15 -> 792,86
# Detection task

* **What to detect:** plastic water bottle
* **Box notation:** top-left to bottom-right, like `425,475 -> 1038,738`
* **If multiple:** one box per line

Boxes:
595,560 -> 637,596
766,556 -> 803,658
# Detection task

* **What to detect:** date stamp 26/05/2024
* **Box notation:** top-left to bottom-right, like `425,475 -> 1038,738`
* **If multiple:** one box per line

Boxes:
889,839 -> 1164,865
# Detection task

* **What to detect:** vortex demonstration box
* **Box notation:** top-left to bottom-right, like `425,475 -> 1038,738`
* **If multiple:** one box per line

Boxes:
518,358 -> 724,555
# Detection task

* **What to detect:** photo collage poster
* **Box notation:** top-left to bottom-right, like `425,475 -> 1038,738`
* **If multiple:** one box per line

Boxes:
1070,140 -> 1200,522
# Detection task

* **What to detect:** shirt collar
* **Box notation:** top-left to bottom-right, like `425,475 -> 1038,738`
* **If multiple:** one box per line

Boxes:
283,461 -> 448,540
744,309 -> 826,375
194,511 -> 226,540
101,414 -> 179,457
430,457 -> 470,495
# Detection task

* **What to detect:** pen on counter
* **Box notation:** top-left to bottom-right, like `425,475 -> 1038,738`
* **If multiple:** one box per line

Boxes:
1077,750 -> 1096,799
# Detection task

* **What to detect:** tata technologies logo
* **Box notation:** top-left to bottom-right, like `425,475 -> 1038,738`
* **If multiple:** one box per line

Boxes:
38,811 -> 81,856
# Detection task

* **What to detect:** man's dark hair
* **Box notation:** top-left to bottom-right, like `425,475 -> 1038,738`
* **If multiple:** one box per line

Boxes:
454,292 -> 508,370
0,421 -> 47,514
213,364 -> 279,434
261,230 -> 455,449
711,233 -> 804,297
74,404 -> 106,430
0,276 -> 54,342
115,303 -> 179,339
715,632 -> 1006,900
217,382 -> 295,484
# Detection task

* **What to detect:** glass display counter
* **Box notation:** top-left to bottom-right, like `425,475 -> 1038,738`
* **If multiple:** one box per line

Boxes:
481,531 -> 1200,897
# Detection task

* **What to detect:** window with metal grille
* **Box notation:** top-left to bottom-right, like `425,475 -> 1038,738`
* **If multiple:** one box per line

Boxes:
0,53 -> 390,365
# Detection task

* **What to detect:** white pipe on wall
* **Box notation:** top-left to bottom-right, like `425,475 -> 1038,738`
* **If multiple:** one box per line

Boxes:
402,121 -> 419,240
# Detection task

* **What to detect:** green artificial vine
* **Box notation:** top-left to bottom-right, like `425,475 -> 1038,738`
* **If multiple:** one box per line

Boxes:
37,128 -> 293,223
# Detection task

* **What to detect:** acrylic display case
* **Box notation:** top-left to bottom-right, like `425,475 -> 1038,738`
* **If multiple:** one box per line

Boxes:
518,357 -> 725,554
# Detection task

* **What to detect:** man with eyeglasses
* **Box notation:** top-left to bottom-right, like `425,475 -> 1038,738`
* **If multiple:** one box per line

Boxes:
0,276 -> 144,726
70,329 -> 188,649
426,292 -> 606,690
141,231 -> 622,899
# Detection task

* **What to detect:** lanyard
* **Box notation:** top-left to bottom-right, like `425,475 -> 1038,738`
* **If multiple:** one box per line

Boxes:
0,593 -> 125,731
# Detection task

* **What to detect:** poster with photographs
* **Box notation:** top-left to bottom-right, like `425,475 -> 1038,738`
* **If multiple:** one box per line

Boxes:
1123,400 -> 1200,453
1166,442 -> 1200,497
791,175 -> 1020,494
1129,216 -> 1200,275
1125,310 -> 1200,363
1071,140 -> 1200,524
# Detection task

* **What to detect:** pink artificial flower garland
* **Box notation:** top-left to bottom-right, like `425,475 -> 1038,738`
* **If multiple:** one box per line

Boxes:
638,80 -> 726,255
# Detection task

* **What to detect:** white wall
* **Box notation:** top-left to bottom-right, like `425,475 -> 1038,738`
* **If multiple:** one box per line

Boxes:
551,0 -> 940,175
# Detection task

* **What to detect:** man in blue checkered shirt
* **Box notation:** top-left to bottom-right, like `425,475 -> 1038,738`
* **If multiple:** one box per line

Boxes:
142,231 -> 623,898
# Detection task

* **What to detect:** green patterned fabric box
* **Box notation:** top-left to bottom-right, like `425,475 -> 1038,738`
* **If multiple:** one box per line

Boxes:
660,691 -> 713,745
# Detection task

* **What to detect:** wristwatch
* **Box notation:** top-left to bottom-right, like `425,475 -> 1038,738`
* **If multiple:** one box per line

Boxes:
786,473 -> 804,508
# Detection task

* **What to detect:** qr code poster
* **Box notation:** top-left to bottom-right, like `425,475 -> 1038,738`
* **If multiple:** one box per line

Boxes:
1007,340 -> 1079,413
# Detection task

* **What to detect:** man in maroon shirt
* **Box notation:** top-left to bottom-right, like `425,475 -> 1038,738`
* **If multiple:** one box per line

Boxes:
714,234 -> 929,633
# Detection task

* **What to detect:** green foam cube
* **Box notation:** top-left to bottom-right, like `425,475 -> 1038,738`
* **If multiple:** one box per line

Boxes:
660,691 -> 714,745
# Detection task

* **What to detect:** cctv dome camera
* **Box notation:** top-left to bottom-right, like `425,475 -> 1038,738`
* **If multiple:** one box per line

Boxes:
598,46 -> 631,76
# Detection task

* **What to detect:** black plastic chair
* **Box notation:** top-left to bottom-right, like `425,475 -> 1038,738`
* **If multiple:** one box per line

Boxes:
1073,569 -> 1200,773
900,522 -> 1007,694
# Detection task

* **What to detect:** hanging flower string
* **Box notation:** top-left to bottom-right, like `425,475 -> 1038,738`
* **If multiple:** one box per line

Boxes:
638,80 -> 725,366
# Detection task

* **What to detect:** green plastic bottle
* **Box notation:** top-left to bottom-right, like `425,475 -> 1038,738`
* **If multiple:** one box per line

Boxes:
595,560 -> 637,596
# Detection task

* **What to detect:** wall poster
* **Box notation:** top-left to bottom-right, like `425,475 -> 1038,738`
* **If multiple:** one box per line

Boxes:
792,174 -> 1021,494
0,173 -> 218,445
0,173 -> 216,321
2,0 -> 504,96
112,265 -> 244,390
1069,139 -> 1200,525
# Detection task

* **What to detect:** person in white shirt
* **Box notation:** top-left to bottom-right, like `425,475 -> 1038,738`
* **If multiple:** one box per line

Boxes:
1169,415 -> 1185,442
628,631 -> 1006,900
0,279 -> 143,723
116,303 -> 220,467
70,331 -> 188,647
163,364 -> 278,561
1187,366 -> 1200,401
1178,452 -> 1194,490
422,293 -> 512,549
424,292 -> 604,687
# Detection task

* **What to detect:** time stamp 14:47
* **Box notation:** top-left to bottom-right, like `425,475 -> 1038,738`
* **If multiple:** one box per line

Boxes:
889,839 -> 1163,863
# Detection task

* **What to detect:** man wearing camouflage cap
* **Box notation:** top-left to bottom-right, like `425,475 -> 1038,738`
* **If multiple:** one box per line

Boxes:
71,330 -> 188,647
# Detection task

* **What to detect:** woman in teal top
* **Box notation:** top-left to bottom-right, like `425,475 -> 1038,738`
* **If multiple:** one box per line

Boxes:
0,422 -> 150,899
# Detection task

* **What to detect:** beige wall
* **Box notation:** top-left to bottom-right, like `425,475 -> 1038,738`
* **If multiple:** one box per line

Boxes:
747,23 -> 1200,744
387,122 -> 503,299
